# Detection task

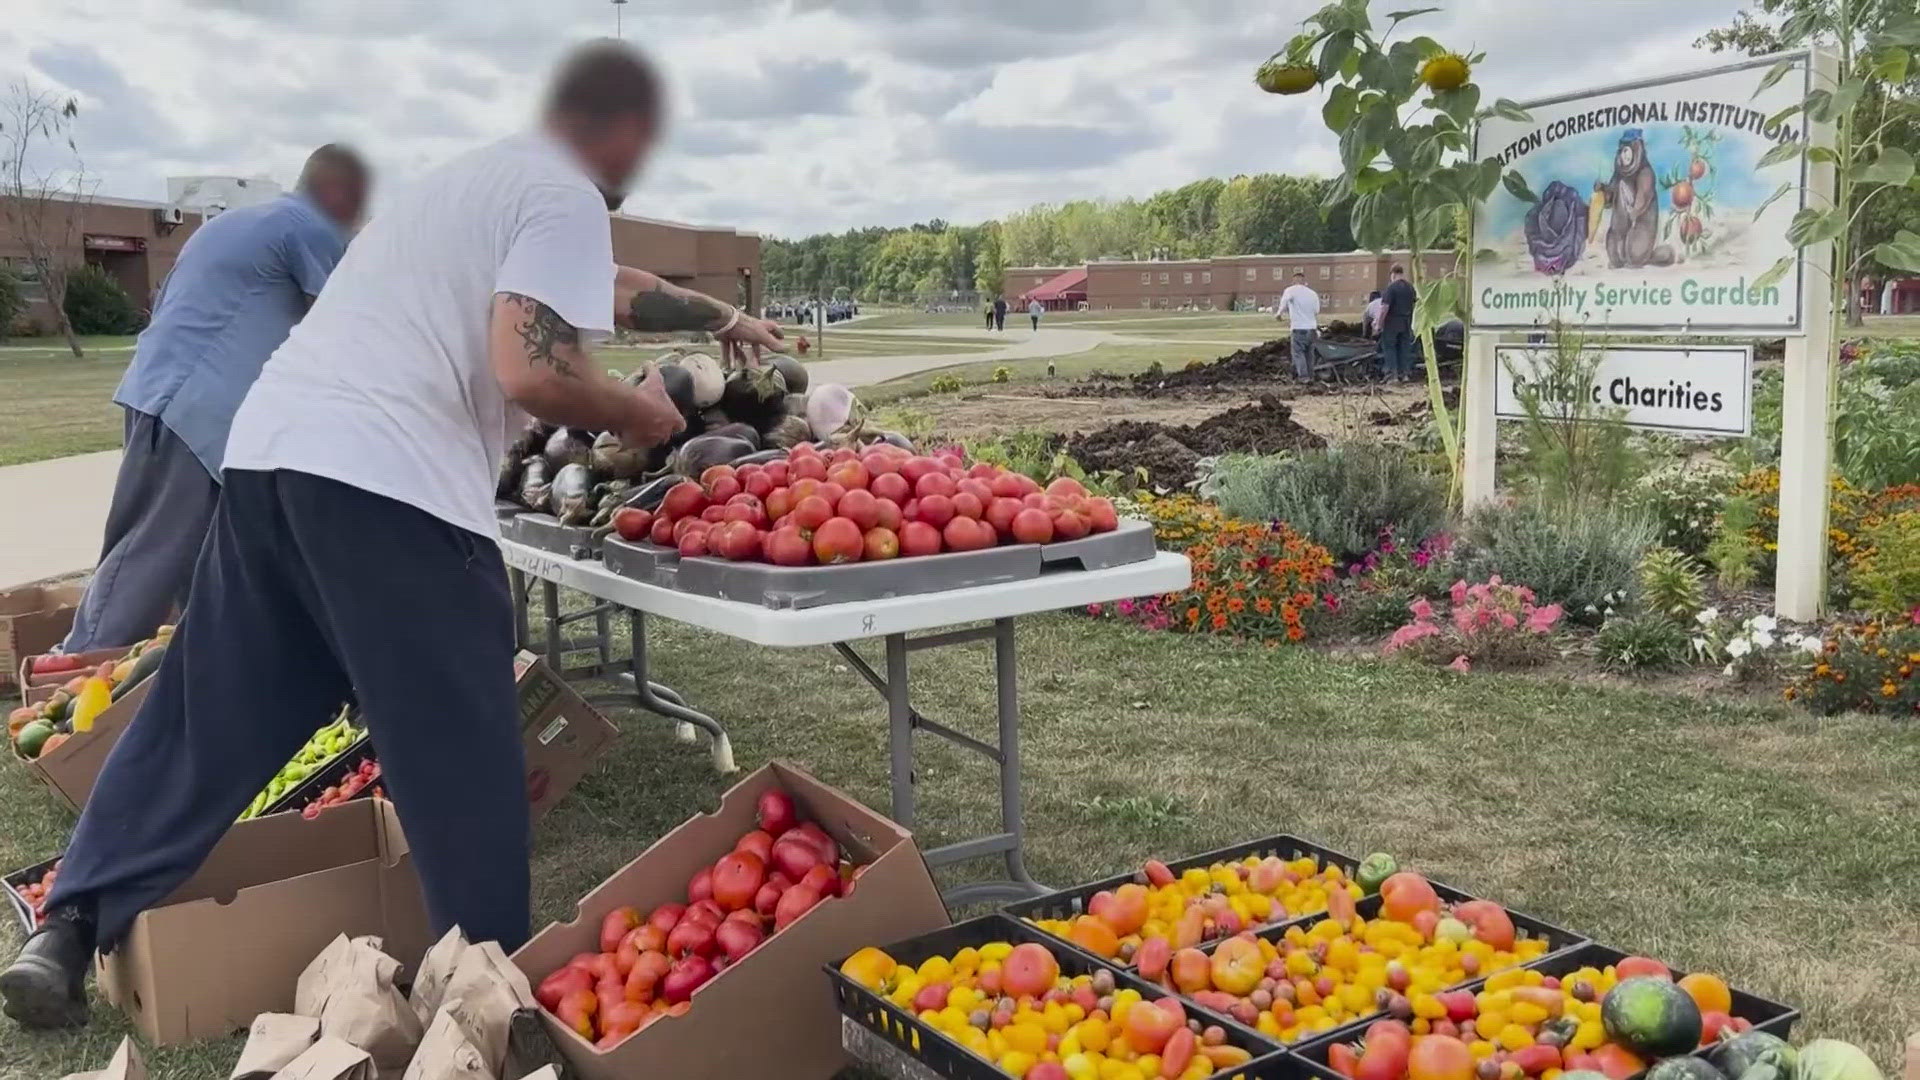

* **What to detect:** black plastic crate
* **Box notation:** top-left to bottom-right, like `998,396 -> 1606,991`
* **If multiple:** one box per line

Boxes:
4,855 -> 60,937
264,737 -> 382,818
1291,942 -> 1797,1080
827,913 -> 1291,1080
1003,835 -> 1365,964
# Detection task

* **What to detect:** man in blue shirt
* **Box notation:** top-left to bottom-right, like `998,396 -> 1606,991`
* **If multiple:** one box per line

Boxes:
1379,264 -> 1418,383
62,145 -> 368,651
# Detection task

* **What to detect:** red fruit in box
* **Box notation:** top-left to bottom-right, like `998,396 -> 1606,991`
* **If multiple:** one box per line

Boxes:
943,516 -> 990,551
537,965 -> 593,1011
792,496 -> 833,533
813,518 -> 863,564
765,487 -> 794,521
771,835 -> 822,880
1135,937 -> 1172,980
1046,477 -> 1088,499
830,447 -> 857,465
766,526 -> 812,566
1085,497 -> 1120,533
753,881 -> 785,919
724,906 -> 761,927
913,982 -> 952,1012
900,520 -> 942,557
874,498 -> 903,532
554,989 -> 596,1040
699,464 -> 736,489
773,882 -> 823,930
611,507 -> 652,542
916,493 -> 955,529
790,455 -> 827,481
707,475 -> 742,504
602,999 -> 649,1038
686,899 -> 725,926
714,917 -> 765,962
871,472 -> 911,504
793,822 -> 840,864
915,471 -> 956,499
951,492 -> 984,520
989,472 -> 1026,499
827,461 -> 870,491
734,829 -> 774,862
711,520 -> 761,561
799,862 -> 840,898
817,481 -> 847,507
677,526 -> 711,557
661,955 -> 715,1004
710,850 -> 766,911
986,497 -> 1023,536
649,514 -> 676,546
762,460 -> 789,485
1010,508 -> 1054,544
863,527 -> 900,561
597,973 -> 626,1019
666,919 -> 715,958
1051,509 -> 1090,541
838,488 -> 881,531
625,923 -> 667,955
900,456 -> 943,485
757,789 -> 798,836
1030,1066 -> 1070,1080
661,482 -> 706,520
1439,988 -> 1477,1021
687,866 -> 713,905
699,505 -> 727,524
790,477 -> 823,502
743,470 -> 775,499
957,477 -> 994,504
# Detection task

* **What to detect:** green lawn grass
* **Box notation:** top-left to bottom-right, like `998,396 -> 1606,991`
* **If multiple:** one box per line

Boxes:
801,333 -> 997,360
4,606 -> 1915,1078
860,341 -> 1233,404
0,339 -> 138,467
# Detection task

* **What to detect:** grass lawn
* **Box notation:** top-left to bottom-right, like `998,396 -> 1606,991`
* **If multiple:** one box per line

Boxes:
0,339 -> 138,467
3,606 -> 1915,1078
801,332 -> 998,360
861,341 -> 1238,404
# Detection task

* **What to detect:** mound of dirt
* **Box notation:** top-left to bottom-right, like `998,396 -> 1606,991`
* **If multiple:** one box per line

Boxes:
1068,393 -> 1328,489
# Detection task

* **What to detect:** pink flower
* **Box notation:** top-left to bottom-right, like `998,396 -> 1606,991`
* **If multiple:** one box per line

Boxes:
1411,551 -> 1431,568
1497,611 -> 1518,630
1117,598 -> 1136,615
1526,603 -> 1564,633
1324,594 -> 1341,612
1385,621 -> 1440,652
1447,655 -> 1472,674
1379,540 -> 1397,555
1085,604 -> 1103,616
1409,597 -> 1435,621
1450,579 -> 1469,606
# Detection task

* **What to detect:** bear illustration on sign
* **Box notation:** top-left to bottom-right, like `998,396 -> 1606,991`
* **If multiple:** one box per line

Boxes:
1603,130 -> 1676,269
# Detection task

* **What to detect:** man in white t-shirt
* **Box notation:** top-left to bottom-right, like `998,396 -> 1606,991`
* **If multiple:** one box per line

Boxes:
2,41 -> 786,1029
1277,272 -> 1321,380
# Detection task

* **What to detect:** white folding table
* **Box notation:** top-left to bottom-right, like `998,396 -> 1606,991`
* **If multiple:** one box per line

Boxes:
498,539 -> 1190,905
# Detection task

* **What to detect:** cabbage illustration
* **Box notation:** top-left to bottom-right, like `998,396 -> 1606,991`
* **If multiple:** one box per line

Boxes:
1525,180 -> 1589,275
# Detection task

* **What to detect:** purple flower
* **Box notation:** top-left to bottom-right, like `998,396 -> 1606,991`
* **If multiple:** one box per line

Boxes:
1118,598 -> 1136,615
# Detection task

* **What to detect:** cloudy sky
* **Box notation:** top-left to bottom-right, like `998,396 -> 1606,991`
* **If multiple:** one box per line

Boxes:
4,0 -> 1753,238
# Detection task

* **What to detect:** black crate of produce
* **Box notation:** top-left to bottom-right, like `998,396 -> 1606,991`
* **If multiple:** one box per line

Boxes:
264,739 -> 382,819
5,855 -> 60,936
827,913 -> 1293,1080
1003,835 -> 1365,964
1291,942 -> 1797,1080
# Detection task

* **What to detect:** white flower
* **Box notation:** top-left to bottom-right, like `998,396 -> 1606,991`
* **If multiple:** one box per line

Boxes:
1696,607 -> 1720,626
1750,614 -> 1778,634
1723,662 -> 1737,676
1691,636 -> 1708,652
1800,636 -> 1824,655
1726,637 -> 1753,659
1752,630 -> 1775,650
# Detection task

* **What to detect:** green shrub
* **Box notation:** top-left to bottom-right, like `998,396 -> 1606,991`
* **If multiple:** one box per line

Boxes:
0,266 -> 22,341
1629,460 -> 1739,557
1749,349 -> 1920,490
928,373 -> 963,394
63,264 -> 145,335
991,365 -> 1011,383
1594,612 -> 1692,671
1636,546 -> 1706,620
968,431 -> 1083,486
1706,495 -> 1763,592
1212,443 -> 1448,565
1851,510 -> 1920,617
1461,497 -> 1657,624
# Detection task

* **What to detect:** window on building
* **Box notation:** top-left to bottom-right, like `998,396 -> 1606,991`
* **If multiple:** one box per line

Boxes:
1159,272 -> 1170,284
1182,271 -> 1193,284
1202,270 -> 1212,284
1140,272 -> 1151,285
1244,268 -> 1256,281
1320,266 -> 1331,279
1141,297 -> 1153,309
1271,267 -> 1283,281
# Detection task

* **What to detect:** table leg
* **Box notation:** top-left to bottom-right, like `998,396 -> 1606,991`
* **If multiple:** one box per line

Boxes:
621,609 -> 737,774
509,568 -> 531,649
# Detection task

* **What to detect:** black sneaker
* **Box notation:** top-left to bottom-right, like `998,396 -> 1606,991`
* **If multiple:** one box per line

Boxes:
0,906 -> 94,1029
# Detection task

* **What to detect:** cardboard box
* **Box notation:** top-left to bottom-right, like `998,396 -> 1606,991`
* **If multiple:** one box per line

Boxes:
96,797 -> 432,1047
18,647 -> 125,706
0,584 -> 84,690
24,678 -> 153,814
512,762 -> 950,1080
512,651 -> 619,818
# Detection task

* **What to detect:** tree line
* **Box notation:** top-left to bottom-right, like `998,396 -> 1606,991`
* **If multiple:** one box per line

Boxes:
761,174 -> 1364,302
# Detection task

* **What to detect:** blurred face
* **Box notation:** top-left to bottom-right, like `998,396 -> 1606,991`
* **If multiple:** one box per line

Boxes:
310,169 -> 369,229
562,115 -> 658,211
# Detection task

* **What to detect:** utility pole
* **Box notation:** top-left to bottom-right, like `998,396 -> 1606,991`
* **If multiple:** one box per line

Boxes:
611,0 -> 627,38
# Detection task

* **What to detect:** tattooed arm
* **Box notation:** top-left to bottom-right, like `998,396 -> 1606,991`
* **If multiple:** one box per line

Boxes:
490,291 -> 683,446
614,266 -> 788,363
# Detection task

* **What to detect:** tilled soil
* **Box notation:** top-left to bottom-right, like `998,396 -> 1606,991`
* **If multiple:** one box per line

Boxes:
1066,394 -> 1328,489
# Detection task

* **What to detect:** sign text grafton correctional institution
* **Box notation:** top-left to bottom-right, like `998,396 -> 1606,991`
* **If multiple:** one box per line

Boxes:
1494,344 -> 1753,437
1471,54 -> 1811,332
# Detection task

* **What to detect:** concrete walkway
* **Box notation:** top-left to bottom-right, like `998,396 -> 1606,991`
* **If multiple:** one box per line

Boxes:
0,323 -> 1150,587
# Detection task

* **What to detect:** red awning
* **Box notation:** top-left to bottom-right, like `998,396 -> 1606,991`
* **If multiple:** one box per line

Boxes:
1025,267 -> 1087,301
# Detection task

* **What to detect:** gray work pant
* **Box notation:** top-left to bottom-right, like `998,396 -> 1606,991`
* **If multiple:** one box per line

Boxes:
1290,329 -> 1316,379
62,409 -> 219,652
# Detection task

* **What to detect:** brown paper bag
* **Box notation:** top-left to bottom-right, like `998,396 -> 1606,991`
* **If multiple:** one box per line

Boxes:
59,1037 -> 147,1080
232,1014 -> 323,1079
401,1011 -> 492,1080
435,942 -> 537,1074
409,926 -> 470,1029
294,935 -> 423,1076
270,1037 -> 374,1080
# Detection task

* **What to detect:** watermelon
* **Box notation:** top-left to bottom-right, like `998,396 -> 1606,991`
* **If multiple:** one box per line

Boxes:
1603,976 -> 1703,1058
1711,1032 -> 1796,1080
1651,1059 -> 1726,1080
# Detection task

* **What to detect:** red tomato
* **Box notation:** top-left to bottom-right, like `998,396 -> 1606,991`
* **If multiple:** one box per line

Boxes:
899,456 -> 943,485
766,527 -> 812,566
1052,508 -> 1091,541
1406,1035 -> 1474,1080
789,478 -> 823,502
1380,873 -> 1442,922
1046,476 -> 1088,500
917,493 -> 955,528
1085,497 -> 1120,533
1615,956 -> 1673,981
863,527 -> 900,561
722,495 -> 766,528
764,487 -> 794,521
864,450 -> 902,475
874,498 -> 903,532
1451,900 -> 1516,950
650,514 -> 676,545
1011,508 -> 1055,544
956,478 -> 993,504
817,481 -> 847,508
709,850 -> 766,911
706,475 -> 742,504
952,492 -> 984,520
599,907 -> 641,953
700,505 -> 727,523
838,489 -> 881,531
687,866 -> 713,905
611,507 -> 652,542
790,455 -> 827,481
676,525 -> 711,557
762,460 -> 789,486
813,518 -> 864,564
661,482 -> 707,520
871,472 -> 911,504
899,521 -> 943,557
792,496 -> 834,533
712,520 -> 762,561
734,829 -> 774,861
1329,1042 -> 1360,1079
773,883 -> 823,930
915,471 -> 956,499
986,497 -> 1023,536
944,516 -> 992,551
756,790 -> 797,836
829,447 -> 857,465
826,461 -> 870,491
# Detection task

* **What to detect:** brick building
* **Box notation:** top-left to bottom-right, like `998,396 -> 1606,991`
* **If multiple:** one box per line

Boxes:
1,193 -> 761,334
1005,250 -> 1454,314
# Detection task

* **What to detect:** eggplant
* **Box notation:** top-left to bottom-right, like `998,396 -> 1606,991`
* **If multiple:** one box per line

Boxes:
621,474 -> 680,512
732,448 -> 787,467
496,455 -> 525,500
543,427 -> 593,469
699,406 -> 731,430
661,434 -> 756,479
636,363 -> 698,422
679,351 -> 725,408
517,456 -> 553,512
873,430 -> 916,451
718,366 -> 788,432
763,415 -> 813,450
768,353 -> 808,396
703,422 -> 761,450
551,463 -> 594,524
589,431 -> 649,479
509,419 -> 555,461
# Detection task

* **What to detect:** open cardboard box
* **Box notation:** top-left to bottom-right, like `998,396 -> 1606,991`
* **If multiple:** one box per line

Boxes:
17,647 -> 124,706
23,678 -> 153,813
96,797 -> 431,1046
0,584 -> 85,691
513,762 -> 950,1080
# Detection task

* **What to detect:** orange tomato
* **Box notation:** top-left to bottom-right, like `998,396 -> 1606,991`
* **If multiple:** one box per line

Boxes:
1678,972 -> 1733,1015
1615,956 -> 1672,981
1329,1042 -> 1360,1078
1209,937 -> 1264,996
1326,885 -> 1358,926
1380,873 -> 1441,922
1451,900 -> 1516,951
1591,1043 -> 1646,1080
1410,909 -> 1440,942
1407,1034 -> 1475,1080
1069,915 -> 1121,959
1105,883 -> 1151,935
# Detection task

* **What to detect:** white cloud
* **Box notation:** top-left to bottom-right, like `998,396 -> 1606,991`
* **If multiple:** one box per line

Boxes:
5,0 -> 1749,237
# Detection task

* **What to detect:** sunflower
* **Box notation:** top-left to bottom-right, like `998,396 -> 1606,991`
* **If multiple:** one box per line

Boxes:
1419,52 -> 1472,92
1256,58 -> 1320,95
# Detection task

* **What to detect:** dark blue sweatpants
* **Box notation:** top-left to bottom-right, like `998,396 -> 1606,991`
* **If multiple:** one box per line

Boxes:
47,469 -> 531,951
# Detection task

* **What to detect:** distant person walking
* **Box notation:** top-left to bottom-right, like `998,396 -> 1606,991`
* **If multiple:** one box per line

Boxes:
61,146 -> 369,653
1379,264 -> 1417,383
992,295 -> 1007,331
983,301 -> 994,329
1277,272 -> 1321,380
1028,297 -> 1043,331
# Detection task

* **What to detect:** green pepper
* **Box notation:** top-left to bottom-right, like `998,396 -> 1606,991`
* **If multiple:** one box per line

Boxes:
1356,852 -> 1399,894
